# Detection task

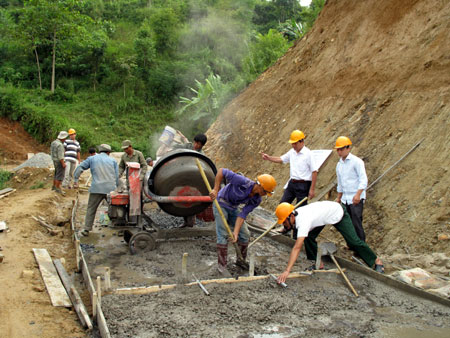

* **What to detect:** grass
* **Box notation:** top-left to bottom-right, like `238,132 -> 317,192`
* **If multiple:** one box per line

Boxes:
30,181 -> 46,190
0,169 -> 12,190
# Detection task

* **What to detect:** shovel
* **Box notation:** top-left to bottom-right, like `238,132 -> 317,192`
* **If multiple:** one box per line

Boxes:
196,160 -> 247,268
319,242 -> 358,297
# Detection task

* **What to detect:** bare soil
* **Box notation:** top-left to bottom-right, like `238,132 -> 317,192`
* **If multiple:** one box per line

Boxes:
206,0 -> 450,270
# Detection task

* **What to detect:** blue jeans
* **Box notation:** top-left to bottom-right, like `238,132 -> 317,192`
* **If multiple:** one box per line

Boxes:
213,204 -> 250,245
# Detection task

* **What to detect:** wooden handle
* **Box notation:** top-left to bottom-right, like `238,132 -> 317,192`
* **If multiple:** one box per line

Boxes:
195,159 -> 244,261
330,254 -> 358,297
248,196 -> 308,249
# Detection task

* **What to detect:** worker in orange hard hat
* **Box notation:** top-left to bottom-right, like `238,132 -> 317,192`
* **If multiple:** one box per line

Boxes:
209,168 -> 277,274
335,136 -> 368,242
274,201 -> 384,284
260,130 -> 318,239
62,128 -> 81,189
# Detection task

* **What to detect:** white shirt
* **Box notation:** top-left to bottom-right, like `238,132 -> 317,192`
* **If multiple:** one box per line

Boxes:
336,153 -> 368,204
280,146 -> 318,181
294,201 -> 344,238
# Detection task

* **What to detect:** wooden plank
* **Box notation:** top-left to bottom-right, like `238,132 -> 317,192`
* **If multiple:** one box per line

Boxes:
0,188 -> 13,196
53,259 -> 93,330
96,302 -> 111,338
32,248 -> 71,307
0,189 -> 16,200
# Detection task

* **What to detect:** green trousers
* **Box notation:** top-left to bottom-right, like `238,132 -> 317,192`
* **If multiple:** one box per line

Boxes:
304,204 -> 377,267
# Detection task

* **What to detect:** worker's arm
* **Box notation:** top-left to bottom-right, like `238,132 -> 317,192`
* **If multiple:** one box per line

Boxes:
278,237 -> 305,284
309,171 -> 317,199
209,168 -> 224,200
353,189 -> 364,205
336,192 -> 343,204
231,217 -> 245,243
260,152 -> 283,163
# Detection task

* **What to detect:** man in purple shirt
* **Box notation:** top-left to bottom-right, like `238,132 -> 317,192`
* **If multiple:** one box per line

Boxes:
209,169 -> 277,274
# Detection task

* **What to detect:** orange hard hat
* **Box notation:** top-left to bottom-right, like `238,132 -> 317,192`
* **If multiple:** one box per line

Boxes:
275,202 -> 295,224
334,136 -> 352,149
288,130 -> 305,143
257,174 -> 277,196
68,128 -> 76,135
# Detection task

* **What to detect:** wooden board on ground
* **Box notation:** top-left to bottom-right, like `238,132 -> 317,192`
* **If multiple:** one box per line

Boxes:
32,248 -> 71,307
0,188 -> 14,196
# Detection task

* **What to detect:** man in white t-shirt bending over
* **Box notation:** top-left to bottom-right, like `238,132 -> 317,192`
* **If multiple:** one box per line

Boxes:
275,201 -> 384,284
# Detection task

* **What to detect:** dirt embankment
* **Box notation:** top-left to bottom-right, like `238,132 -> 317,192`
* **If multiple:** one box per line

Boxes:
205,0 -> 450,260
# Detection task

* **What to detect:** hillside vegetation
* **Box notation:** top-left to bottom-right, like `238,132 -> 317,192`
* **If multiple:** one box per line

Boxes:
206,0 -> 450,258
0,0 -> 324,156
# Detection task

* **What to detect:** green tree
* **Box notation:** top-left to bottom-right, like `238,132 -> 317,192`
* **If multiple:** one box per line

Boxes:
18,0 -> 95,92
148,7 -> 180,54
243,29 -> 291,82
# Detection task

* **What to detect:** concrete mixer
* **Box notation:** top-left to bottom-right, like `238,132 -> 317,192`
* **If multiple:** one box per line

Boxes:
107,149 -> 217,254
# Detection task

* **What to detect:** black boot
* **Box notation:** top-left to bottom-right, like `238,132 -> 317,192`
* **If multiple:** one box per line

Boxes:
217,244 -> 228,274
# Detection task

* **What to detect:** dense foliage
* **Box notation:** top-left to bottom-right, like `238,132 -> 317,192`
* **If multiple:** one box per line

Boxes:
0,0 -> 324,156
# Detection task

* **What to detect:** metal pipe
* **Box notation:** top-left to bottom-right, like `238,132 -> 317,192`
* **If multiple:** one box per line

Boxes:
143,188 -> 212,203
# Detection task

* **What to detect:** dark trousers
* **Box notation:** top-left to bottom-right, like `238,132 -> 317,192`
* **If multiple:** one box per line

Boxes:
84,193 -> 107,231
344,201 -> 365,242
281,180 -> 311,239
304,205 -> 377,267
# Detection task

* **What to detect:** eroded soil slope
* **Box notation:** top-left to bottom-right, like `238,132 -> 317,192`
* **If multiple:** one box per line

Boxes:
205,0 -> 450,259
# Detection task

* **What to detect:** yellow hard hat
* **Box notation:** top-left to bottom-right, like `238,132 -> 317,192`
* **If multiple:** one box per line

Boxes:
275,202 -> 295,224
334,136 -> 352,149
257,174 -> 277,196
288,130 -> 305,143
68,128 -> 76,135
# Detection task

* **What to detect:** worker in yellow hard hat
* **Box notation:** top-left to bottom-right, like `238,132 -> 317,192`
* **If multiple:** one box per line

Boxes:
335,136 -> 368,242
274,201 -> 384,284
209,168 -> 277,274
260,130 -> 318,239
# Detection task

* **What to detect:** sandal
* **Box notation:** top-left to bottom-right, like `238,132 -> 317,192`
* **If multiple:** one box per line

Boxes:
374,264 -> 385,274
305,263 -> 324,271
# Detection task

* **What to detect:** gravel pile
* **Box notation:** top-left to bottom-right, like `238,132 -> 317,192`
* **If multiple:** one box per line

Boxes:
13,152 -> 53,171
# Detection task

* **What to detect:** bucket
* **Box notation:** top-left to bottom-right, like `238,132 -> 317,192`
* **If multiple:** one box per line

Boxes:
158,126 -> 176,146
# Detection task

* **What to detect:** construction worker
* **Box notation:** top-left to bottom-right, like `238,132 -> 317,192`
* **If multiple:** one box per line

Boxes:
335,136 -> 368,242
73,144 -> 119,236
50,131 -> 68,194
261,130 -> 318,238
146,157 -> 154,168
62,128 -> 81,189
173,133 -> 208,154
275,201 -> 384,284
209,169 -> 276,273
119,140 -> 147,181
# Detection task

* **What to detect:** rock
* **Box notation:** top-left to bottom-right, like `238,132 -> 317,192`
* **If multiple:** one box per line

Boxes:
21,270 -> 34,278
437,234 -> 449,241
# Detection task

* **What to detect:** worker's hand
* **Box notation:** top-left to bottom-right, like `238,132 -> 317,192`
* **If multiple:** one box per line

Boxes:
73,182 -> 79,189
62,162 -> 66,169
260,152 -> 269,161
230,231 -> 239,243
277,270 -> 290,284
352,195 -> 361,205
209,189 -> 218,200
308,188 -> 315,199
336,198 -> 341,204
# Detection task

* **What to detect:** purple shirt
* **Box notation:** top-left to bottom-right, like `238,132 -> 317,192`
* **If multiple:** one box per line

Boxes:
217,169 -> 262,219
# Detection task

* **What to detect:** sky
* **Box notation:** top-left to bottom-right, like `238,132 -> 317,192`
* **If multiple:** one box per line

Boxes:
300,0 -> 312,6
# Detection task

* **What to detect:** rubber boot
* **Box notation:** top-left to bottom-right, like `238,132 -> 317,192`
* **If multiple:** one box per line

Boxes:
238,241 -> 248,261
236,242 -> 249,270
217,244 -> 228,274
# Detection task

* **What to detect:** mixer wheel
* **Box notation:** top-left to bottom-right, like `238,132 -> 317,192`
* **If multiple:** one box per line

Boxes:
129,232 -> 156,255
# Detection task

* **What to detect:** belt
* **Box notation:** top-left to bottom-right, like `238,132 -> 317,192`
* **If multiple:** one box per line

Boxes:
291,179 -> 308,183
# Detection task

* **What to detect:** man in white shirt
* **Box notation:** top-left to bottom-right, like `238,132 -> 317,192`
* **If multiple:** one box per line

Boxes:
274,201 -> 384,284
261,130 -> 318,238
335,136 -> 368,241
